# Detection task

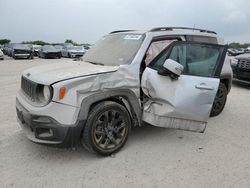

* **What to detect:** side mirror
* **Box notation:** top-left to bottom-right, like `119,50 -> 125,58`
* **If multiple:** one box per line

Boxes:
158,59 -> 184,79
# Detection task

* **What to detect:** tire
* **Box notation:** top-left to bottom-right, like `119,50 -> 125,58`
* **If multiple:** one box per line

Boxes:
210,83 -> 227,117
82,101 -> 131,156
68,53 -> 71,58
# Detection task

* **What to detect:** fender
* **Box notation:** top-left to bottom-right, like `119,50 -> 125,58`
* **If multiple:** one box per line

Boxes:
78,89 -> 142,127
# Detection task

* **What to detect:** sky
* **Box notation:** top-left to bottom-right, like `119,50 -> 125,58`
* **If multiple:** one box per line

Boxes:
0,0 -> 250,44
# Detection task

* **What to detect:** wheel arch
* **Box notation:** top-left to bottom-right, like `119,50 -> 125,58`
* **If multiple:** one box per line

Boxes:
78,89 -> 142,127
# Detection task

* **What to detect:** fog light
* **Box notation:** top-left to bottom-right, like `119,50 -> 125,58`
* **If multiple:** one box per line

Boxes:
35,127 -> 53,138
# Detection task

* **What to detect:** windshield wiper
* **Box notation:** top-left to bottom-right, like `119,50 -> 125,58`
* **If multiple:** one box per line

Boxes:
84,61 -> 104,66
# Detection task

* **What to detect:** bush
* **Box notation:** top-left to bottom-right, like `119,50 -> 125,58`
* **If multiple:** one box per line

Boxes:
0,39 -> 11,45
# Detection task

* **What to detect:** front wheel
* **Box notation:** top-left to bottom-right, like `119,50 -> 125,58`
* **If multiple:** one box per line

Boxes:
210,83 -> 227,117
82,101 -> 131,156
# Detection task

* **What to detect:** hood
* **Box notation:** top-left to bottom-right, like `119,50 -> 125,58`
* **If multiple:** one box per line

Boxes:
236,53 -> 250,60
44,49 -> 61,53
22,60 -> 119,85
68,49 -> 84,53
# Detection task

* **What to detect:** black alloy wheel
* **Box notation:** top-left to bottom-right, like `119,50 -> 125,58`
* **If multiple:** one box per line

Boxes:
82,101 -> 131,156
210,83 -> 227,117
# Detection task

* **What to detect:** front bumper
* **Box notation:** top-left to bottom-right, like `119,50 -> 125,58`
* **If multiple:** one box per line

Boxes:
70,53 -> 84,58
232,67 -> 250,84
44,52 -> 61,58
16,98 -> 85,147
13,53 -> 31,58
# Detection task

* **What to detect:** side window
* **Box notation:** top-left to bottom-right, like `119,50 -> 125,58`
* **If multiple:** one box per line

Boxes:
150,42 -> 225,77
144,39 -> 177,66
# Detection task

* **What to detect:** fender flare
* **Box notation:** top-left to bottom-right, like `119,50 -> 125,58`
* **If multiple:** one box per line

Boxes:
78,89 -> 142,127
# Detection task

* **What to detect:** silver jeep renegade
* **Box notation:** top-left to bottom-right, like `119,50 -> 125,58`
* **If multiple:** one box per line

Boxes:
16,27 -> 232,155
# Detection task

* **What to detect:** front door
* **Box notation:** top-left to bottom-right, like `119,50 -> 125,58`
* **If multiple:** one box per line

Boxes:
141,41 -> 227,133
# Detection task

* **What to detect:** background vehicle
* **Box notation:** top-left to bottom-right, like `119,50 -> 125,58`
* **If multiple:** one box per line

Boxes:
231,53 -> 250,84
61,46 -> 85,58
16,27 -> 232,156
12,44 -> 33,59
32,45 -> 42,56
38,45 -> 61,59
54,45 -> 63,52
0,49 -> 4,60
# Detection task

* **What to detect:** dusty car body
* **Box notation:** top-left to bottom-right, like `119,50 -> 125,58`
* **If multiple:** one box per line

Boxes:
61,46 -> 85,58
0,49 -> 4,60
38,45 -> 61,59
231,53 -> 250,84
16,27 -> 232,156
12,44 -> 34,59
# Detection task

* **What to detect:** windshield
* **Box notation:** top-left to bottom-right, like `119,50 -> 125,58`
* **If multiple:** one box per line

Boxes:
13,44 -> 30,50
82,33 -> 145,66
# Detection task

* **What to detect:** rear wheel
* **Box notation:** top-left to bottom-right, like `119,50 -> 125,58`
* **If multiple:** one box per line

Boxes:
210,82 -> 227,117
82,101 -> 131,156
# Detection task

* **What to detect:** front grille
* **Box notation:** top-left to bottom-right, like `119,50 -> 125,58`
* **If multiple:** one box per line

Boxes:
21,77 -> 38,102
15,49 -> 30,54
238,60 -> 250,70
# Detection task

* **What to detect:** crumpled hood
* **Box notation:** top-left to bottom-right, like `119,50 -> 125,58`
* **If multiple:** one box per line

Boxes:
22,60 -> 119,85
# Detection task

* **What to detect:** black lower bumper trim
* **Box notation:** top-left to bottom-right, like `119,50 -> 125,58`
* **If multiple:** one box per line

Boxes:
16,99 -> 85,148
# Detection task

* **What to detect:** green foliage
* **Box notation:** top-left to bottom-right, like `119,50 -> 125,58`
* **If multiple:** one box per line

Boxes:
228,42 -> 250,49
0,39 -> 11,45
65,39 -> 78,45
22,40 -> 50,45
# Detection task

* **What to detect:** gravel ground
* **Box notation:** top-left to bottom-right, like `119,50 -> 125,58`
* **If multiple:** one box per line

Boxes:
0,56 -> 250,188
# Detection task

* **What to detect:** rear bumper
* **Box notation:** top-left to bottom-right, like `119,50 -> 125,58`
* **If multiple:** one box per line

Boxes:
16,98 -> 85,147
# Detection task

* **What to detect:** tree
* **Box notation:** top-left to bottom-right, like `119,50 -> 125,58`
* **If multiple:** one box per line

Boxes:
65,39 -> 78,45
228,42 -> 250,49
0,39 -> 11,45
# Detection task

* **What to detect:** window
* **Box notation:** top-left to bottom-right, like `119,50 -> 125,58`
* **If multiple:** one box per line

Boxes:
83,34 -> 145,66
150,42 -> 225,77
186,35 -> 217,44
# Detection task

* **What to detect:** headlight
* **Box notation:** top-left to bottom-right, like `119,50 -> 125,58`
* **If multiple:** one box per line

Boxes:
230,58 -> 238,66
37,85 -> 52,104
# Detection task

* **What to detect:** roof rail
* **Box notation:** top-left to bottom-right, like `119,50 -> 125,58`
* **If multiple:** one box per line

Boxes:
110,30 -> 135,34
149,27 -> 217,34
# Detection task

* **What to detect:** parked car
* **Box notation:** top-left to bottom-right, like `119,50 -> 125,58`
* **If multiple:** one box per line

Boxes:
12,44 -> 33,59
0,49 -> 4,60
5,43 -> 14,56
16,27 -> 232,156
61,46 -> 85,58
32,45 -> 42,56
54,45 -> 63,52
38,45 -> 61,59
227,48 -> 245,56
231,53 -> 250,84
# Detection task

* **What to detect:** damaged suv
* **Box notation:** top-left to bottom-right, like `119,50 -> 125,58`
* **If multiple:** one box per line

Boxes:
16,27 -> 232,155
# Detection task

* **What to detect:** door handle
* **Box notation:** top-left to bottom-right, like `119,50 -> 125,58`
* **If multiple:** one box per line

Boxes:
195,83 -> 214,91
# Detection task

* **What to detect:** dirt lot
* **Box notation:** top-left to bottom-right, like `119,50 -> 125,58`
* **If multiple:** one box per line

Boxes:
0,56 -> 250,188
